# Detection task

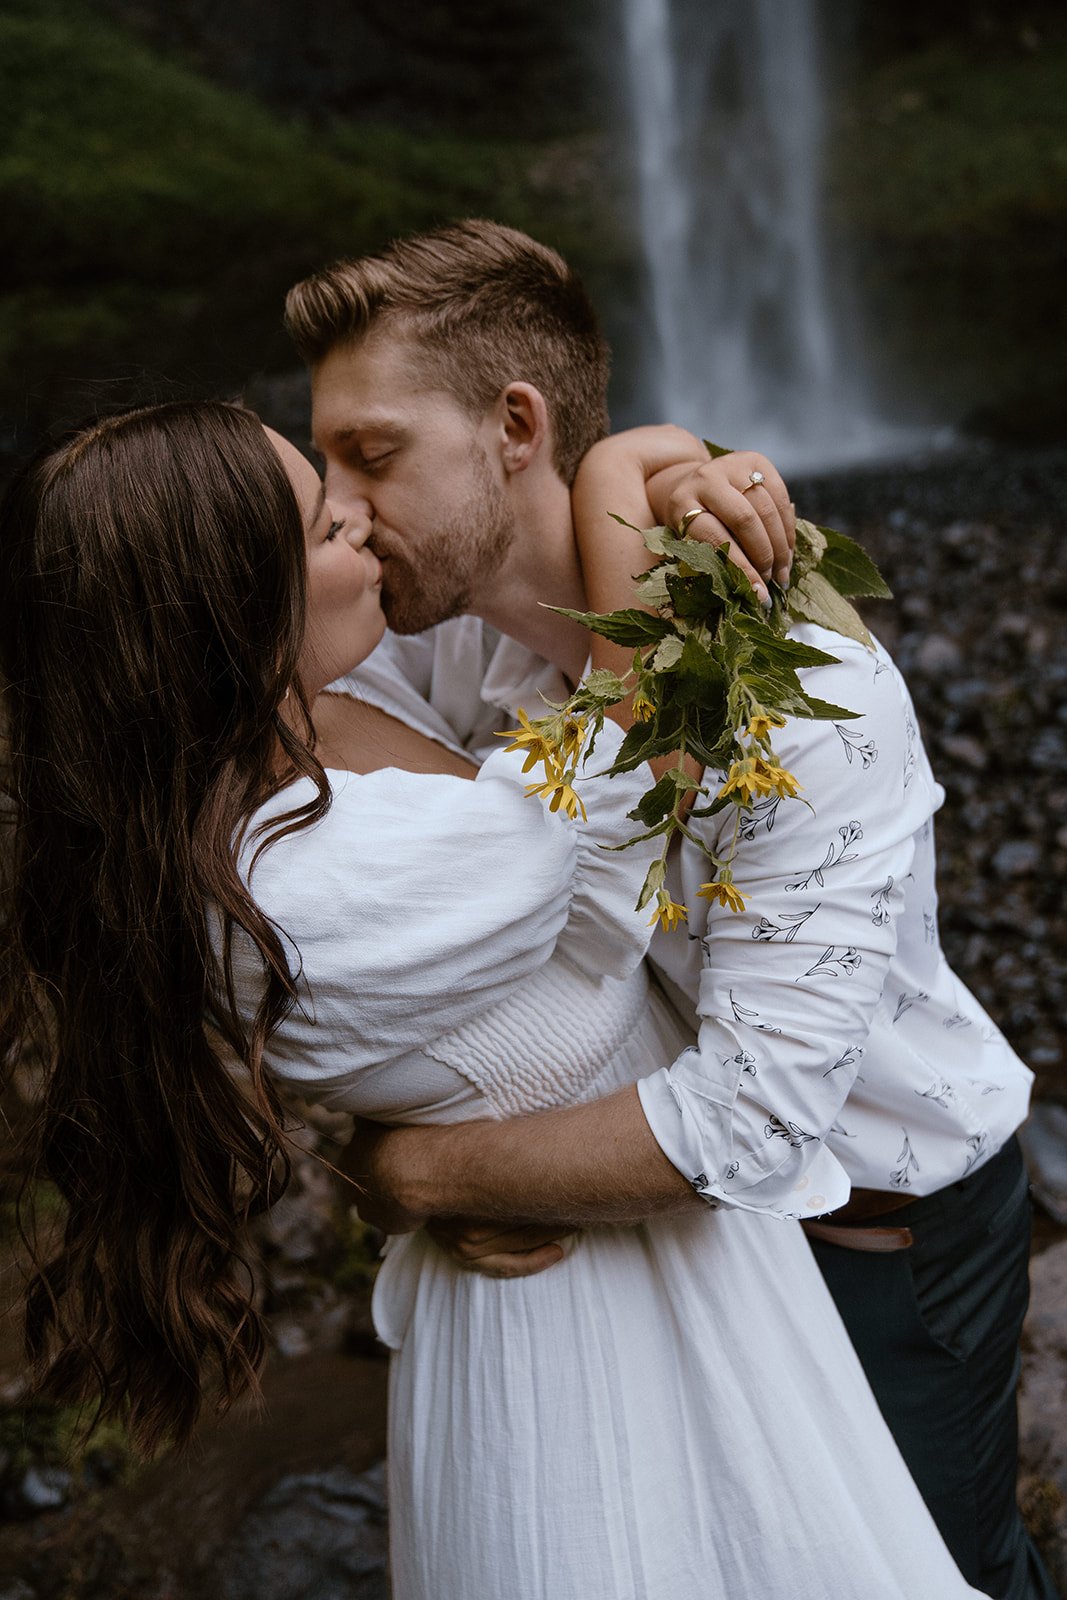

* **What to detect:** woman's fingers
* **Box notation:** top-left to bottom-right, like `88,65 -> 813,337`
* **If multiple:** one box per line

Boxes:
664,451 -> 796,595
732,451 -> 795,587
668,504 -> 770,603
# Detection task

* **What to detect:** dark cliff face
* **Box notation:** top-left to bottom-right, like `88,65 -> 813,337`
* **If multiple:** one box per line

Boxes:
89,0 -> 605,134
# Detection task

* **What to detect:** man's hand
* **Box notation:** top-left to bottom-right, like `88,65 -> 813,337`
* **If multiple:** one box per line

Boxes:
338,1118 -> 575,1278
336,1117 -> 428,1235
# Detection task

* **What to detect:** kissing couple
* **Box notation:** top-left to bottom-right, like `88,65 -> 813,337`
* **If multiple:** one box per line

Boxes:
2,220 -> 1053,1599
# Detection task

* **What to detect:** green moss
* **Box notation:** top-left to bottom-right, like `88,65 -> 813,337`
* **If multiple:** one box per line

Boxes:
834,33 -> 1067,238
328,1205 -> 383,1293
830,23 -> 1067,433
0,0 -> 620,437
0,1401 -> 135,1483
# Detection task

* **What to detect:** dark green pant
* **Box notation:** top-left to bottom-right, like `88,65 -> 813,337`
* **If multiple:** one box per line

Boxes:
809,1136 -> 1060,1600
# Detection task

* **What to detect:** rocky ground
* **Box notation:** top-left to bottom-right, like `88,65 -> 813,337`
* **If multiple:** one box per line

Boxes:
1,444 -> 1065,1597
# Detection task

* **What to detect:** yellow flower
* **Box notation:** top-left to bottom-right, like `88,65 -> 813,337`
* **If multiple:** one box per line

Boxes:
760,761 -> 802,799
648,890 -> 688,932
632,689 -> 656,722
719,755 -> 801,804
499,707 -> 564,777
525,774 -> 588,822
697,879 -> 747,913
745,710 -> 787,740
560,713 -> 588,767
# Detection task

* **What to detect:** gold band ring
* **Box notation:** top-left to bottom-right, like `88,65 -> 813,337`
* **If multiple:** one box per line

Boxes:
677,506 -> 706,536
741,470 -> 766,495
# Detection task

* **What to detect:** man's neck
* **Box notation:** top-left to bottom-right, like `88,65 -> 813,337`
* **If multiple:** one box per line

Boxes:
472,473 -> 590,686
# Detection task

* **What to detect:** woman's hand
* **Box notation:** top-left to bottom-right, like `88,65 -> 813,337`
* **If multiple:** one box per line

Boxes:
653,450 -> 795,594
573,427 -> 795,603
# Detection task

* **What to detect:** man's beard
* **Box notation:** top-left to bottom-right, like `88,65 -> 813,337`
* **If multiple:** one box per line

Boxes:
381,446 -> 517,636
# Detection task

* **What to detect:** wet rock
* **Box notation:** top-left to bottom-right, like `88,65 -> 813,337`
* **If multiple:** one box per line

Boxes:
4,1465 -> 72,1519
272,1320 -> 313,1360
991,841 -> 1041,879
940,733 -> 988,771
214,1461 -> 390,1600
914,633 -> 962,675
1019,1239 -> 1067,1588
1020,1104 -> 1067,1226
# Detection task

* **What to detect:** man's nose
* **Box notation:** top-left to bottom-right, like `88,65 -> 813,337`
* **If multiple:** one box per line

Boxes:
324,464 -> 373,516
327,490 -> 374,547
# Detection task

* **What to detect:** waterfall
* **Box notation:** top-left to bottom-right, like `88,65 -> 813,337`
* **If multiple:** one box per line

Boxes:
620,0 -> 895,468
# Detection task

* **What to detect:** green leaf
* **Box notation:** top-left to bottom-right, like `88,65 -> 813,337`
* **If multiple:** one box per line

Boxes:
787,571 -> 874,650
665,569 -> 728,623
817,526 -> 893,600
636,859 -> 666,911
628,770 -> 682,827
689,792 -> 732,820
576,668 -> 630,704
741,674 -> 817,719
671,633 -> 730,709
634,566 -> 673,609
548,604 -> 672,647
609,717 -> 664,774
734,612 -> 841,669
703,439 -> 733,459
789,519 -> 828,588
798,693 -> 861,721
649,633 -> 684,672
658,536 -> 732,589
640,524 -> 675,557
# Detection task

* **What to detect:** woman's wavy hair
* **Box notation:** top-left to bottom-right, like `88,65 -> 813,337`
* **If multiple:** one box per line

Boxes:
0,400 -> 331,1454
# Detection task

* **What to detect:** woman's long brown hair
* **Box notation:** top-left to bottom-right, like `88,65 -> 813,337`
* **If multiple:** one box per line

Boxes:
0,401 -> 332,1454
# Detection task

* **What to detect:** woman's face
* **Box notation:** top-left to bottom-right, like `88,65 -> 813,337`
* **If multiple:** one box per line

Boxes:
267,427 -> 386,697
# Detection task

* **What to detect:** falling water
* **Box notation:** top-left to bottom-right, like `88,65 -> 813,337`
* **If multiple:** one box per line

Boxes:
620,0 -> 899,468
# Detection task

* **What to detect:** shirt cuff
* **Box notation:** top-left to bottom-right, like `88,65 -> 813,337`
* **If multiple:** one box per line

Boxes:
637,1066 -> 853,1220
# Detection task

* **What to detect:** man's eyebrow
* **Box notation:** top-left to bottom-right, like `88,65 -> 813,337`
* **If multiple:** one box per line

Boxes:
323,422 -> 407,447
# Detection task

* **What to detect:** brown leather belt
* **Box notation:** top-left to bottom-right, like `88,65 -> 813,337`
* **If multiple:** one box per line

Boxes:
800,1187 -> 916,1253
801,1220 -> 914,1253
830,1187 -> 915,1223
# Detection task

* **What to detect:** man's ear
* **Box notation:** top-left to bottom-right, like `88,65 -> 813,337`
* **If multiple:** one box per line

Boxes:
498,383 -> 551,474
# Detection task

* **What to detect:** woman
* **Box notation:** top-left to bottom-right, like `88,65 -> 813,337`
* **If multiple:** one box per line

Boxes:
0,401 -> 987,1598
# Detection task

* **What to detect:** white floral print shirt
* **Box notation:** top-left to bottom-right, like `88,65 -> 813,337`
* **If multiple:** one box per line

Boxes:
341,617 -> 1033,1218
640,624 -> 1033,1216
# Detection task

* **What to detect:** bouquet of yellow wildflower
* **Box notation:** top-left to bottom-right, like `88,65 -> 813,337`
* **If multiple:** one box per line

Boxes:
502,446 -> 891,930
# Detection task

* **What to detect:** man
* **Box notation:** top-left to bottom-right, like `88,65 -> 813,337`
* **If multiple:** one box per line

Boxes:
284,220 -> 1053,1600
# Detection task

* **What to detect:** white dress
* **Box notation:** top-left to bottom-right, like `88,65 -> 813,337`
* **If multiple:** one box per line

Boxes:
236,721 -> 987,1600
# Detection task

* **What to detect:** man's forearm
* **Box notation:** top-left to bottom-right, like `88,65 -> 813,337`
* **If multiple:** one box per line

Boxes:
360,1085 -> 700,1228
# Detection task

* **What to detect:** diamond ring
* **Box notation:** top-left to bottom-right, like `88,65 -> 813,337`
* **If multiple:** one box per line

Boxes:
741,471 -> 766,495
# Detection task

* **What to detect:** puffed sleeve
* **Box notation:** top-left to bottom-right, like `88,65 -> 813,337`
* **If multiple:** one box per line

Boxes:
637,629 -> 943,1219
236,718 -> 658,1092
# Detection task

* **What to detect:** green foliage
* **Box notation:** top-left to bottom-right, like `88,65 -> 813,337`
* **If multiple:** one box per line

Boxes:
329,1206 -> 382,1293
830,19 -> 1067,433
0,1401 -> 135,1483
519,512 -> 889,922
0,0 -> 614,431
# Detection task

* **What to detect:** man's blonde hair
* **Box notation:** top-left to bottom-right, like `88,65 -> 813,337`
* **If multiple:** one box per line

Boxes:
284,220 -> 610,485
